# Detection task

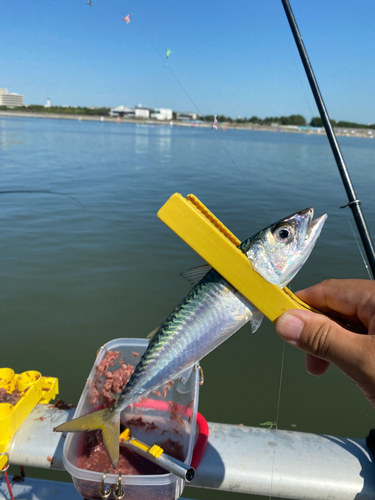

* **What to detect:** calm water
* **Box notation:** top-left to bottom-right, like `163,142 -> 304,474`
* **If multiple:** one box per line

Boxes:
1,116 -> 375,499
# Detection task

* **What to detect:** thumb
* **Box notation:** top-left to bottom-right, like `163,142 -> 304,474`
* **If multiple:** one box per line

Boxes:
275,310 -> 375,405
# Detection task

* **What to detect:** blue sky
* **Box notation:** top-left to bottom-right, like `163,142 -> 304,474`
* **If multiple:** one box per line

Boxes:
1,0 -> 374,123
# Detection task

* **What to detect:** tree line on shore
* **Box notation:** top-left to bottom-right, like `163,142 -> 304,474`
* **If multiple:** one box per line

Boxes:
0,105 -> 373,130
0,104 -> 111,116
203,114 -> 375,130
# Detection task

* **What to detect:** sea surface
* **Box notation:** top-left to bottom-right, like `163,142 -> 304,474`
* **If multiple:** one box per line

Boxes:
1,116 -> 375,499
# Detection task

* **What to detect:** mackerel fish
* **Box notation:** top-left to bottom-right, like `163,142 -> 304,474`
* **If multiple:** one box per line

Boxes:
55,207 -> 327,466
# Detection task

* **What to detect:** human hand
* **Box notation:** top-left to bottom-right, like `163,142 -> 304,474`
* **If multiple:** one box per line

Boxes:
275,279 -> 375,407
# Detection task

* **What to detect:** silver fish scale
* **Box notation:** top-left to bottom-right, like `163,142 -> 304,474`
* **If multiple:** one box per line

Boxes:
117,269 -> 258,411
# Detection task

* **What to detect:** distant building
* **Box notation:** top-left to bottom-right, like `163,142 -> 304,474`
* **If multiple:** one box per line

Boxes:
151,108 -> 173,121
111,104 -> 151,119
110,105 -> 135,118
176,112 -> 198,121
135,104 -> 150,119
0,88 -> 24,107
45,98 -> 51,108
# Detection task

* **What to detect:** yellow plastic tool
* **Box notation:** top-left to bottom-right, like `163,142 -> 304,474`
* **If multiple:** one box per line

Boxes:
119,429 -> 193,480
157,193 -> 318,323
0,368 -> 59,469
119,429 -> 164,458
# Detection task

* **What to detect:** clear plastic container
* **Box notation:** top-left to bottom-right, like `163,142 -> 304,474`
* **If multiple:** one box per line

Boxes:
62,338 -> 200,500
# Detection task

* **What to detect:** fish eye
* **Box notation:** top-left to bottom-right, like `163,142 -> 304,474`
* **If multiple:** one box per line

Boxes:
274,225 -> 294,243
279,229 -> 289,239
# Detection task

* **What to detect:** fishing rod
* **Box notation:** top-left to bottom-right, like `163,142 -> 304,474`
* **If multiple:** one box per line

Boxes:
281,0 -> 375,278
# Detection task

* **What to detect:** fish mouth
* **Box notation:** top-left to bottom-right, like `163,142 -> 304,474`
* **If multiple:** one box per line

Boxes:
296,207 -> 328,248
301,207 -> 328,245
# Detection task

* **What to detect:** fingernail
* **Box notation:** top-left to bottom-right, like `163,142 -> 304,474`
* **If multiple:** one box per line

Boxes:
276,312 -> 304,344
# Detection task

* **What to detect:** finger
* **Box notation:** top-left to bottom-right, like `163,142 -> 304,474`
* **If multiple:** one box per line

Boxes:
296,279 -> 375,330
305,353 -> 330,377
275,309 -> 375,405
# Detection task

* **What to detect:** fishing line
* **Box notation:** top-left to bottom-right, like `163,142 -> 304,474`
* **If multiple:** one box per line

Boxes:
346,213 -> 373,280
0,190 -> 85,209
131,15 -> 247,181
275,342 -> 286,429
165,63 -> 247,181
268,340 -> 286,500
268,273 -> 291,498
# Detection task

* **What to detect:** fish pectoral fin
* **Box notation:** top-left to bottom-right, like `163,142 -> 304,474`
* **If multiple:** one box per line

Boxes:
249,310 -> 264,333
180,264 -> 212,287
54,408 -> 121,468
177,365 -> 194,385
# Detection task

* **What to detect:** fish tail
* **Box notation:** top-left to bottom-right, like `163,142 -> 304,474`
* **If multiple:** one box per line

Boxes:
54,408 -> 121,467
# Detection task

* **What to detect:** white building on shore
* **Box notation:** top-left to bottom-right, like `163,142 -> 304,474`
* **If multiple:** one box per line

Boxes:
134,104 -> 150,119
0,88 -> 24,107
110,104 -> 173,121
110,104 -> 151,119
151,108 -> 173,121
176,112 -> 198,121
110,105 -> 135,118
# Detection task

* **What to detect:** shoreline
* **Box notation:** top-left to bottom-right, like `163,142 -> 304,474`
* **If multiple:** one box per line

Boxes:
0,110 -> 373,139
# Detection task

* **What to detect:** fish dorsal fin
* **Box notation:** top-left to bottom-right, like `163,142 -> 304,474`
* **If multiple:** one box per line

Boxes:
180,264 -> 212,287
146,326 -> 160,342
